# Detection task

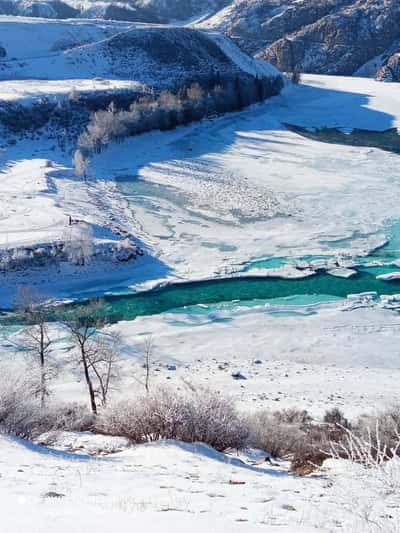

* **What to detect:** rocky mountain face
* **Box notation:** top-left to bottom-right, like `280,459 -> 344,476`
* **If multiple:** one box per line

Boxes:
377,52 -> 400,82
262,0 -> 400,77
200,0 -> 352,55
201,0 -> 400,80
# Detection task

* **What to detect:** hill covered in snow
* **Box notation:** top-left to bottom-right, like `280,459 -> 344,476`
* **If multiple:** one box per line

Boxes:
0,16 -> 282,137
2,0 -> 399,80
0,16 -> 279,83
0,0 -> 228,22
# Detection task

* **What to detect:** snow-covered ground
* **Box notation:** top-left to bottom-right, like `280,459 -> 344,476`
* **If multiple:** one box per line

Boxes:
4,432 -> 398,533
0,78 -> 144,104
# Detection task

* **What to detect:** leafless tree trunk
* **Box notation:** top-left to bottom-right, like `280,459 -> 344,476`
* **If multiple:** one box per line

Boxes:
88,333 -> 121,406
73,149 -> 90,181
66,320 -> 98,414
14,287 -> 52,407
64,302 -> 120,413
143,335 -> 154,394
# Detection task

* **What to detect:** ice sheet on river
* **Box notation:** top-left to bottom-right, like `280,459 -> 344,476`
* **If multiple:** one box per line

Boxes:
93,75 -> 400,283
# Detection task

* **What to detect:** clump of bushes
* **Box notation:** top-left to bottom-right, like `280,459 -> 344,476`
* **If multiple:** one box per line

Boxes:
96,387 -> 248,451
247,407 -> 352,474
1,359 -> 399,474
0,362 -> 93,439
247,409 -> 308,459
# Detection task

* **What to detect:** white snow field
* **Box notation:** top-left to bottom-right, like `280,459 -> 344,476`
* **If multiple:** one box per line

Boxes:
3,433 -> 398,533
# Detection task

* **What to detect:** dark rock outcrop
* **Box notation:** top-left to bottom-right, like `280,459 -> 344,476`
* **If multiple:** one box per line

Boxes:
262,0 -> 400,75
201,0 -> 400,79
376,52 -> 400,82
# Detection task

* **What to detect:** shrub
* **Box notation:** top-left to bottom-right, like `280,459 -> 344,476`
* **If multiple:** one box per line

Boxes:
0,361 -> 93,437
96,387 -> 248,451
247,410 -> 307,458
273,408 -> 312,426
352,407 -> 400,461
0,361 -> 40,437
247,408 -> 346,473
323,407 -> 350,429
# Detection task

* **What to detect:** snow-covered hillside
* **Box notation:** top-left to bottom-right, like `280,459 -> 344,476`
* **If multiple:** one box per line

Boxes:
0,16 -> 277,83
3,433 -> 397,533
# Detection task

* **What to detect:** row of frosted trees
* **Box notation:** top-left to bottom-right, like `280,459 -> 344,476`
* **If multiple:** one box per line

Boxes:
73,74 -> 278,175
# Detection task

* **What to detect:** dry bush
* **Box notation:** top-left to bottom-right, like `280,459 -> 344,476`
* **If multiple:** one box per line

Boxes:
37,403 -> 94,434
0,397 -> 93,439
324,407 -> 351,429
273,407 -> 312,426
330,425 -> 390,467
247,410 -> 308,458
344,408 -> 400,464
0,361 -> 41,437
96,387 -> 247,451
181,389 -> 248,451
0,361 -> 93,438
247,407 -> 348,474
359,409 -> 400,446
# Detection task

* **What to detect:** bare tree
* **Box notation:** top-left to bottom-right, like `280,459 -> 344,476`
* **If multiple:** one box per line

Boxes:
143,335 -> 154,394
64,303 -> 120,413
186,83 -> 204,105
89,332 -> 121,407
14,287 -> 52,407
73,149 -> 90,180
64,305 -> 101,414
63,222 -> 93,266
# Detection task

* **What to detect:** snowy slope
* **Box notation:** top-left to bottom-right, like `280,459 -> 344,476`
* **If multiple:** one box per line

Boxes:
0,16 -> 131,61
0,16 -> 282,86
207,29 -> 281,78
0,431 -> 398,533
0,159 -> 66,248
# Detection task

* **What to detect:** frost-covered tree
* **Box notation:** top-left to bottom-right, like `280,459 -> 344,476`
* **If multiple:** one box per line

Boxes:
63,302 -> 120,413
73,149 -> 90,180
63,222 -> 93,266
14,287 -> 52,407
186,82 -> 204,105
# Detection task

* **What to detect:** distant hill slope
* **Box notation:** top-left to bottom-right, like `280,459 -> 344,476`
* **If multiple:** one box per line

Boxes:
0,17 -> 281,85
0,17 -> 283,136
0,0 -> 229,22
